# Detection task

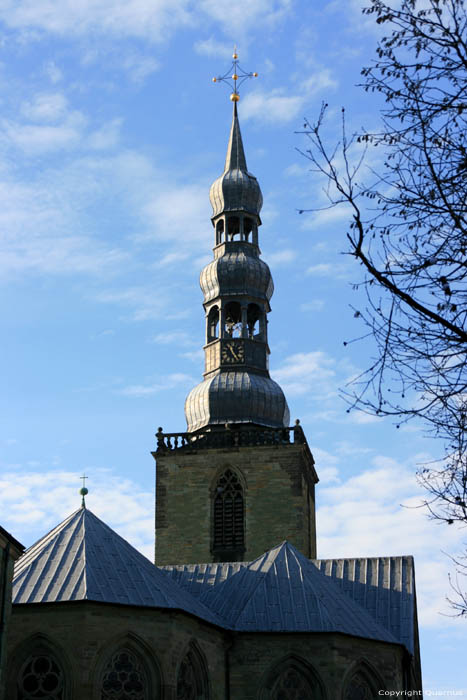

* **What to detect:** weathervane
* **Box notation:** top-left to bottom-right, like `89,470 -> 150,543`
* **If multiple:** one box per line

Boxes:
79,474 -> 89,508
212,47 -> 258,102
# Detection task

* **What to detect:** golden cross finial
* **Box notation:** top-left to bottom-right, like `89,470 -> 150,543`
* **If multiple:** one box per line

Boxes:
212,47 -> 258,102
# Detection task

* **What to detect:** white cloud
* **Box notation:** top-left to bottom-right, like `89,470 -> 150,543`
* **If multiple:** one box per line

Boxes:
87,118 -> 123,150
242,68 -> 338,125
198,0 -> 292,34
0,0 -> 292,44
0,469 -> 155,559
267,249 -> 297,266
194,37 -> 233,58
122,52 -> 159,83
316,453 -> 465,627
21,92 -> 68,121
300,300 -> 325,312
44,60 -> 63,84
151,330 -> 195,346
301,69 -> 338,95
119,372 -> 193,397
0,0 -> 194,43
2,110 -> 87,154
273,351 -> 338,398
306,262 -> 350,279
242,89 -> 304,125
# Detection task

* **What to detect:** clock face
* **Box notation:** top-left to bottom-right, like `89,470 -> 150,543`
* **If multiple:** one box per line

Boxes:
221,340 -> 245,364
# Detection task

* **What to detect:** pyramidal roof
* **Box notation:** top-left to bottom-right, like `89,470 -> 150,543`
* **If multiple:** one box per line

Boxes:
13,507 -> 221,626
198,541 -> 399,643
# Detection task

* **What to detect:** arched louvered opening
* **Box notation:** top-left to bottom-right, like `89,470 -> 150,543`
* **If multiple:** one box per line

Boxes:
244,217 -> 254,242
227,215 -> 240,241
215,219 -> 224,245
344,670 -> 380,700
176,644 -> 210,700
247,303 -> 261,339
100,647 -> 152,700
224,301 -> 242,337
212,469 -> 245,561
17,653 -> 65,700
207,306 -> 219,342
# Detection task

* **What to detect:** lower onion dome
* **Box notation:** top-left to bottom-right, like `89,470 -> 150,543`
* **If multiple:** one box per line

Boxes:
184,371 -> 290,433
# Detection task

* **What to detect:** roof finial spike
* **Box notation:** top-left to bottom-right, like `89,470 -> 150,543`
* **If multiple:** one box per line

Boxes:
79,474 -> 89,509
211,48 -> 258,104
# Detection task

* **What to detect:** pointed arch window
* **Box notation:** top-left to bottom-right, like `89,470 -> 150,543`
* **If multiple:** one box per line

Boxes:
212,469 -> 245,559
176,645 -> 209,700
100,648 -> 150,700
344,671 -> 377,700
17,654 -> 64,699
261,657 -> 324,700
270,666 -> 314,700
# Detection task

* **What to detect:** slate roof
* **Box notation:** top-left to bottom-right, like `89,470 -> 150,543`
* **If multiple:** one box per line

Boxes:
315,556 -> 417,654
163,549 -> 417,652
13,508 -> 416,652
12,507 -> 221,626
193,542 -> 399,642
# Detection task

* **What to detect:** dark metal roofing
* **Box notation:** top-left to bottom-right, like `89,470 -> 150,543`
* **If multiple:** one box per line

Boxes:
166,542 -> 398,643
184,371 -> 290,433
200,249 -> 273,305
163,548 -> 417,652
12,507 -> 221,626
13,508 -> 416,652
209,105 -> 263,218
315,556 -> 417,654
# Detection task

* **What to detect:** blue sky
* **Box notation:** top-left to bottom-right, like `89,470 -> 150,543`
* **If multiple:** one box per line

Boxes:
0,0 -> 465,690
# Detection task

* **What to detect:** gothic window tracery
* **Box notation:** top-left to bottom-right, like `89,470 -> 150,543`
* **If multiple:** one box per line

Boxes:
100,648 -> 149,700
270,666 -> 315,700
344,672 -> 376,700
17,653 -> 64,699
213,469 -> 245,557
176,647 -> 209,700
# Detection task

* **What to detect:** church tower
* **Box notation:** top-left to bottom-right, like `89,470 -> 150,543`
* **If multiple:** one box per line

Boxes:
153,98 -> 318,566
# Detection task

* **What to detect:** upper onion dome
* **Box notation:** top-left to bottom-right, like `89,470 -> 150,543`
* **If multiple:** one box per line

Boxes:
200,247 -> 273,304
209,104 -> 263,218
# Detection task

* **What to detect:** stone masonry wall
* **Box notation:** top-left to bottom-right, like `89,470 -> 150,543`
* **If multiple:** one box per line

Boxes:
6,603 -> 226,700
6,603 -> 414,698
154,443 -> 317,566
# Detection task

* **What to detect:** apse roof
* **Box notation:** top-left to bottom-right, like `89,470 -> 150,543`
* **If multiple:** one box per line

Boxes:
194,542 -> 399,642
164,547 -> 417,652
13,508 -> 416,653
12,507 -> 221,626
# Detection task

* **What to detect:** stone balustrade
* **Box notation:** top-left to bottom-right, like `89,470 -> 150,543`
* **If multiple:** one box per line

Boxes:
155,421 -> 306,452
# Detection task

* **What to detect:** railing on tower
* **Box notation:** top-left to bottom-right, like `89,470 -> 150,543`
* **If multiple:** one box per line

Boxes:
155,420 -> 306,453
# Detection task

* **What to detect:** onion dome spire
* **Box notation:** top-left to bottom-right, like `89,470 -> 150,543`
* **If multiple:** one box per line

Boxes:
184,58 -> 289,433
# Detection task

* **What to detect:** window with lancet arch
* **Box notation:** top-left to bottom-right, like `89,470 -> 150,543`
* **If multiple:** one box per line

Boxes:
344,670 -> 379,700
212,468 -> 245,559
176,644 -> 209,700
100,647 -> 151,700
260,656 -> 324,700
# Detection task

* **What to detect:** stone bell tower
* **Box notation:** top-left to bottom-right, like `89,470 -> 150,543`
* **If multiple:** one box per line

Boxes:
153,97 -> 318,567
